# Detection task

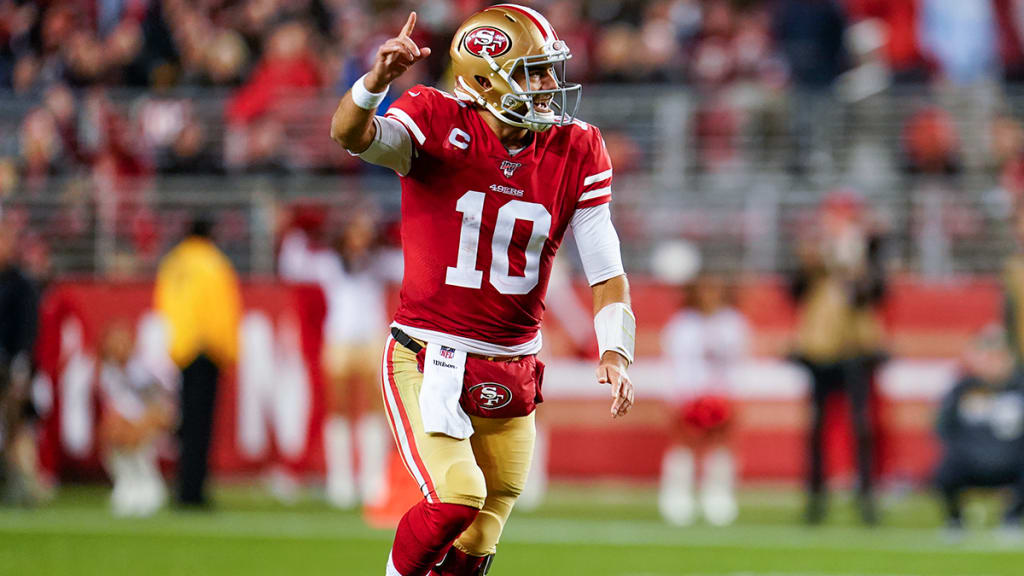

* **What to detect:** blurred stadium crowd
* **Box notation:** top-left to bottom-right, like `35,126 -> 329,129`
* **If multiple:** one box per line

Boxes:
7,0 -> 1024,92
5,0 -> 1024,278
2,0 -> 792,186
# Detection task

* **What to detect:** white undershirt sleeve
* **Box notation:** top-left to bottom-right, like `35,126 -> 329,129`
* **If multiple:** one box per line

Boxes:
570,203 -> 625,286
352,115 -> 413,176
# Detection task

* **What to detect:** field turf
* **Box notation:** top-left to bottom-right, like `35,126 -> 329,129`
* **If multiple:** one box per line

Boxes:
2,482 -> 1023,576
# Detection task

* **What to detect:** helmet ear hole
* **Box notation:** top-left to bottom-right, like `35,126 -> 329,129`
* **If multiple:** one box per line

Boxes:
475,75 -> 492,90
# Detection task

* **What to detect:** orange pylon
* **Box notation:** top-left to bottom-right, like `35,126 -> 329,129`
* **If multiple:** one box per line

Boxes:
363,449 -> 423,529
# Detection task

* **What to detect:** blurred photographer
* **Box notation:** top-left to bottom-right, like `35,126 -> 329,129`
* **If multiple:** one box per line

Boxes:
0,225 -> 38,505
934,325 -> 1024,533
790,190 -> 887,525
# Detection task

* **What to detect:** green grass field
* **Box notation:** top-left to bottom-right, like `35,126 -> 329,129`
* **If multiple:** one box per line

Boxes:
2,482 -> 1023,576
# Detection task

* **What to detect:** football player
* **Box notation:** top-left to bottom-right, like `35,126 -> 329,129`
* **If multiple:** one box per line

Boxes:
330,5 -> 635,576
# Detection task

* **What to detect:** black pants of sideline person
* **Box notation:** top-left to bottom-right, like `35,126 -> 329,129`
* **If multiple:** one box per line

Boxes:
0,361 -> 9,490
935,448 -> 1024,525
802,357 -> 877,524
177,354 -> 219,507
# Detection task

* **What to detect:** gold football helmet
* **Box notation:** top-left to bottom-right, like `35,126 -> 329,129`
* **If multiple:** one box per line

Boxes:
450,4 -> 581,132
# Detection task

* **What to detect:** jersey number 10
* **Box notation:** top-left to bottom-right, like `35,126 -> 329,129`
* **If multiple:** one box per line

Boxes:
445,190 -> 552,295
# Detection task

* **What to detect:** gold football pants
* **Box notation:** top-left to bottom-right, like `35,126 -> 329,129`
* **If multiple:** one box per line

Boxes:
380,335 -> 535,556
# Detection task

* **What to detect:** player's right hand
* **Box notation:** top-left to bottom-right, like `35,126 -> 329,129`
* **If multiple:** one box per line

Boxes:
364,12 -> 431,92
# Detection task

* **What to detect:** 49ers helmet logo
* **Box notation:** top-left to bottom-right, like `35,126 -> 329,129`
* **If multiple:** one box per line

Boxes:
464,26 -> 512,58
467,382 -> 513,410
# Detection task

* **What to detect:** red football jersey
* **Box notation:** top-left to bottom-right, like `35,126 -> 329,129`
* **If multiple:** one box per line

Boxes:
384,85 -> 613,347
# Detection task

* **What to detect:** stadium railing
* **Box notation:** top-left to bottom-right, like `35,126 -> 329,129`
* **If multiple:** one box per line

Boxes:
1,83 -> 1018,278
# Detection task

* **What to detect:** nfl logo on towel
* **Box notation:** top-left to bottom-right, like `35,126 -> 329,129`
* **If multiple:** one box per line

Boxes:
440,346 -> 456,359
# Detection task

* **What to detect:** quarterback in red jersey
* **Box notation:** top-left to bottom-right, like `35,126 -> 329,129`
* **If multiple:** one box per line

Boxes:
331,5 -> 635,575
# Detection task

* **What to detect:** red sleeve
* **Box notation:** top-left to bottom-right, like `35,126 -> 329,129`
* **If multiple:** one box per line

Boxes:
575,125 -> 614,210
383,85 -> 436,151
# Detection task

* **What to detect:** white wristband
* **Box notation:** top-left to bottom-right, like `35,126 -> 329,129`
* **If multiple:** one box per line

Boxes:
351,74 -> 389,110
594,302 -> 636,365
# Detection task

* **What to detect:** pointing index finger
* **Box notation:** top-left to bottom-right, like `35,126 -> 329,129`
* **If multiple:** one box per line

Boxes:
400,12 -> 417,38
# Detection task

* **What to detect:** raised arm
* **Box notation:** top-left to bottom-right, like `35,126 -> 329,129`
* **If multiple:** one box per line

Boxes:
329,11 -> 430,153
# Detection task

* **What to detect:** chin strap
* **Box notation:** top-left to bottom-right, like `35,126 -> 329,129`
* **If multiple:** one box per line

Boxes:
455,64 -> 558,133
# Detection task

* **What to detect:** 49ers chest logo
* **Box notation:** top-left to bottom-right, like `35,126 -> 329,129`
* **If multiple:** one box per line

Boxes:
467,382 -> 513,410
464,26 -> 512,58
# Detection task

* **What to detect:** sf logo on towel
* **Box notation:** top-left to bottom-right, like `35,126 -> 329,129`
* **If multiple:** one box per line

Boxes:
468,383 -> 513,410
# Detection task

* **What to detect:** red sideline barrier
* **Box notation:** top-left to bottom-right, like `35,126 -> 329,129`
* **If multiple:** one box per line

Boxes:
34,277 -> 1000,483
36,281 -> 328,480
542,396 -> 941,482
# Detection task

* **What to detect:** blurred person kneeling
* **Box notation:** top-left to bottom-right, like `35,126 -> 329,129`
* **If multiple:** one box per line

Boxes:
934,326 -> 1024,534
99,323 -> 174,517
659,274 -> 749,526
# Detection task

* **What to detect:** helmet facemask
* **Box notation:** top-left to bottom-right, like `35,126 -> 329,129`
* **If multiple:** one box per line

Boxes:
496,44 -> 581,132
458,39 -> 582,133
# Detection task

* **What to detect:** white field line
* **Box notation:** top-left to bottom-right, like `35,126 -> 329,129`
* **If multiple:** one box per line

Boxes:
618,569 -> 995,573
1,511 -> 1023,557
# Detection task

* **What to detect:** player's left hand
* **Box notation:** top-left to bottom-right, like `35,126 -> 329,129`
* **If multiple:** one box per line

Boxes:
596,352 -> 633,418
365,11 -> 432,92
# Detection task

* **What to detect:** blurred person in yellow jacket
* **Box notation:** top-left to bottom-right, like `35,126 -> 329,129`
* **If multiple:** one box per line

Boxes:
790,191 -> 887,526
155,218 -> 241,508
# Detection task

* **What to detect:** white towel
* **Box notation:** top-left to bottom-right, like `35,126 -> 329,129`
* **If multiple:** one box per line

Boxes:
419,342 -> 474,439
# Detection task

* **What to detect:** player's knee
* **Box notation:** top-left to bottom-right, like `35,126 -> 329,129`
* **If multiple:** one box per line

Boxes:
422,501 -> 480,543
497,481 -> 525,504
495,470 -> 528,501
442,460 -> 487,508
